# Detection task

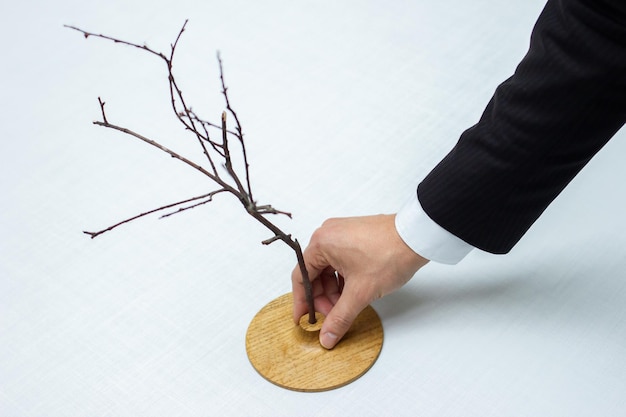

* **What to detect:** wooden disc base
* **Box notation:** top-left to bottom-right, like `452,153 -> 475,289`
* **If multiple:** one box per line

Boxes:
245,293 -> 384,392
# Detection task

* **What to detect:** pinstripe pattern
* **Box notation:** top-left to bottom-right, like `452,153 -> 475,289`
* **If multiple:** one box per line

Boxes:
418,0 -> 626,253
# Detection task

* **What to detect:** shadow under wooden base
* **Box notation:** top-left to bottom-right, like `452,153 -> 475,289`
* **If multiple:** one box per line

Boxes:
246,293 -> 384,392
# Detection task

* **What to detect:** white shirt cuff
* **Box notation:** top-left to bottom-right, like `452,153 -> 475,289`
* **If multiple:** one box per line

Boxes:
395,193 -> 474,265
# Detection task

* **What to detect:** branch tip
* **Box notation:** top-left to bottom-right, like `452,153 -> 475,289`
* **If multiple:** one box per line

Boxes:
72,20 -> 316,320
262,235 -> 282,245
97,97 -> 108,124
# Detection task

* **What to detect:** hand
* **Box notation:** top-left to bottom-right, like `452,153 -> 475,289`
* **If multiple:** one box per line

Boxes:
291,214 -> 429,349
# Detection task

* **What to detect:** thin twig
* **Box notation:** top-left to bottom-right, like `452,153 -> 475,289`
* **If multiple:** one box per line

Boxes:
221,111 -> 249,202
294,239 -> 316,323
97,97 -> 108,124
64,24 -> 167,61
69,21 -> 318,323
261,234 -> 284,245
66,22 -> 220,179
93,104 -> 236,195
218,53 -> 254,203
160,189 -> 226,218
83,191 -> 223,238
256,205 -> 293,218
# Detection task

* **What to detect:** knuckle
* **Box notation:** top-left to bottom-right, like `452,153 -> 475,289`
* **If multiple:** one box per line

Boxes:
329,314 -> 353,332
310,220 -> 336,248
321,217 -> 338,228
309,227 -> 325,247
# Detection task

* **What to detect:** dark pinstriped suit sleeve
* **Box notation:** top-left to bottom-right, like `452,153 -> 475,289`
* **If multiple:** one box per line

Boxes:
417,0 -> 626,254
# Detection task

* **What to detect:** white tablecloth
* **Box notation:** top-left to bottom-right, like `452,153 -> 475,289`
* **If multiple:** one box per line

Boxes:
2,1 -> 625,416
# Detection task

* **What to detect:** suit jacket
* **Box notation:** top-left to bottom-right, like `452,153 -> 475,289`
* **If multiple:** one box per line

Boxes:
418,0 -> 626,254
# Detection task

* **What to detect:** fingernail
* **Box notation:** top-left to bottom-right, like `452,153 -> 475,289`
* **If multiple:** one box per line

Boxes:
320,331 -> 338,349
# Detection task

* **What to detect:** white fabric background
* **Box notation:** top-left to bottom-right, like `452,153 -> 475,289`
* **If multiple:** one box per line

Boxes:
2,1 -> 626,416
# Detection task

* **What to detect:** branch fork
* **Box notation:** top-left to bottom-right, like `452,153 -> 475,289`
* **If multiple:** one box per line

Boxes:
67,21 -> 317,323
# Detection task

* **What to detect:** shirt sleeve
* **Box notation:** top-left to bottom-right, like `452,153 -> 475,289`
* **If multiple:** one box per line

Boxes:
395,192 -> 474,265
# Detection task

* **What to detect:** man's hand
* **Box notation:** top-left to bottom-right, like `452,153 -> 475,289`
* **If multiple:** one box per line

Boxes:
291,214 -> 429,349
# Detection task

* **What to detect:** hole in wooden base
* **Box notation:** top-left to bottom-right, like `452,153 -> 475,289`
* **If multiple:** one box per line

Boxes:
298,312 -> 324,332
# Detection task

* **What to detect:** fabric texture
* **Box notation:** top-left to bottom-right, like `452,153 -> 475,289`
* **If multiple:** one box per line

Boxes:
395,193 -> 473,264
5,1 -> 626,416
417,0 -> 626,254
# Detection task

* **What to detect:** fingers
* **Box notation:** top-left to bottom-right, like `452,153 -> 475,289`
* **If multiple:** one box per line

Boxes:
290,214 -> 430,349
292,266 -> 342,323
320,268 -> 342,307
319,285 -> 369,349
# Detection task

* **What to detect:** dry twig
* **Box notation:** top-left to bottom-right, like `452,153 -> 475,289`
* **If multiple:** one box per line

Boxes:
66,21 -> 317,323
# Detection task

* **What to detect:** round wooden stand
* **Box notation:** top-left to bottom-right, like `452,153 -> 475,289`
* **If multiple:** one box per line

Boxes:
245,293 -> 384,392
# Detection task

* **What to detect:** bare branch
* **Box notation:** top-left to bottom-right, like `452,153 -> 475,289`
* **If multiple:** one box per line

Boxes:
160,189 -> 226,218
164,23 -> 218,173
256,205 -> 293,218
69,21 -> 318,323
64,24 -> 167,61
97,97 -> 108,124
83,191 -> 223,238
66,22 -> 220,179
218,53 -> 254,202
185,109 -> 239,138
221,111 -> 249,202
294,239 -> 316,323
169,19 -> 187,62
261,234 -> 284,245
92,115 -> 237,196
187,110 -> 226,158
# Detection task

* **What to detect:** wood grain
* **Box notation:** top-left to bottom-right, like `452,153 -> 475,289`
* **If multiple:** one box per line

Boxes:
246,293 -> 384,392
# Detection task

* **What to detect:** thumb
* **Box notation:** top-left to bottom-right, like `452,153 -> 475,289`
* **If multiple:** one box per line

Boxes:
319,290 -> 368,349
